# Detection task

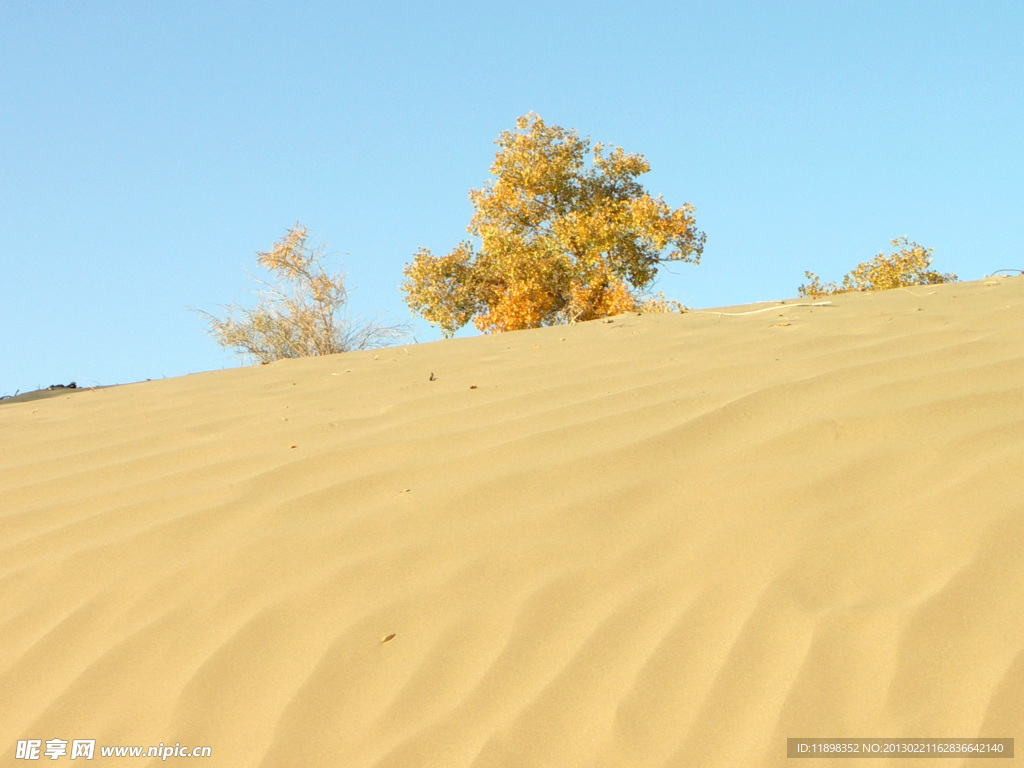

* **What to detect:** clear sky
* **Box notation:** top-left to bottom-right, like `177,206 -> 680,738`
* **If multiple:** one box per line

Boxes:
2,1 -> 1021,396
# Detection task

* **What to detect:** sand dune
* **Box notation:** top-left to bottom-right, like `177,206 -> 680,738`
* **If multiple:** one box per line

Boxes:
3,277 -> 1023,767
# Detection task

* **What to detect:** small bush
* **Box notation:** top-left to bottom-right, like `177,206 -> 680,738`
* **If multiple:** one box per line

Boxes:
196,224 -> 407,363
638,292 -> 688,314
799,237 -> 957,298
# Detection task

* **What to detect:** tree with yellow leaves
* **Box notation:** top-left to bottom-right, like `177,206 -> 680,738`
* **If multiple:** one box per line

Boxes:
402,114 -> 705,335
798,237 -> 957,298
197,224 -> 406,363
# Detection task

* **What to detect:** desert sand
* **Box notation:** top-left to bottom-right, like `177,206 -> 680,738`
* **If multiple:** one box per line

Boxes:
2,277 -> 1023,767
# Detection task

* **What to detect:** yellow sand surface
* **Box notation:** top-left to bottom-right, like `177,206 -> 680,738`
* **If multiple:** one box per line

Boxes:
3,277 -> 1023,767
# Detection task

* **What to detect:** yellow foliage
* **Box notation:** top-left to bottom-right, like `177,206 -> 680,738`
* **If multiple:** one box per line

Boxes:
402,113 -> 703,334
638,292 -> 688,314
799,237 -> 957,299
197,225 -> 406,363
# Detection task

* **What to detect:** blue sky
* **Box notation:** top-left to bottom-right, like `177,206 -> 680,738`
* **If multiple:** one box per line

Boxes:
2,1 -> 1021,395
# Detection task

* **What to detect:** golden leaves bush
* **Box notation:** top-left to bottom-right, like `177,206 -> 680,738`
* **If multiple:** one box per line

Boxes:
799,237 -> 957,298
638,292 -> 688,314
197,225 -> 406,363
402,113 -> 703,335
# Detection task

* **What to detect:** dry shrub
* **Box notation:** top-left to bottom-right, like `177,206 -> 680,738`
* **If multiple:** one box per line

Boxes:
196,225 -> 407,363
638,291 -> 688,314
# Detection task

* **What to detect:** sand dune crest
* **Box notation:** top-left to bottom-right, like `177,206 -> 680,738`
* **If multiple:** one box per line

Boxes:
3,277 -> 1023,766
